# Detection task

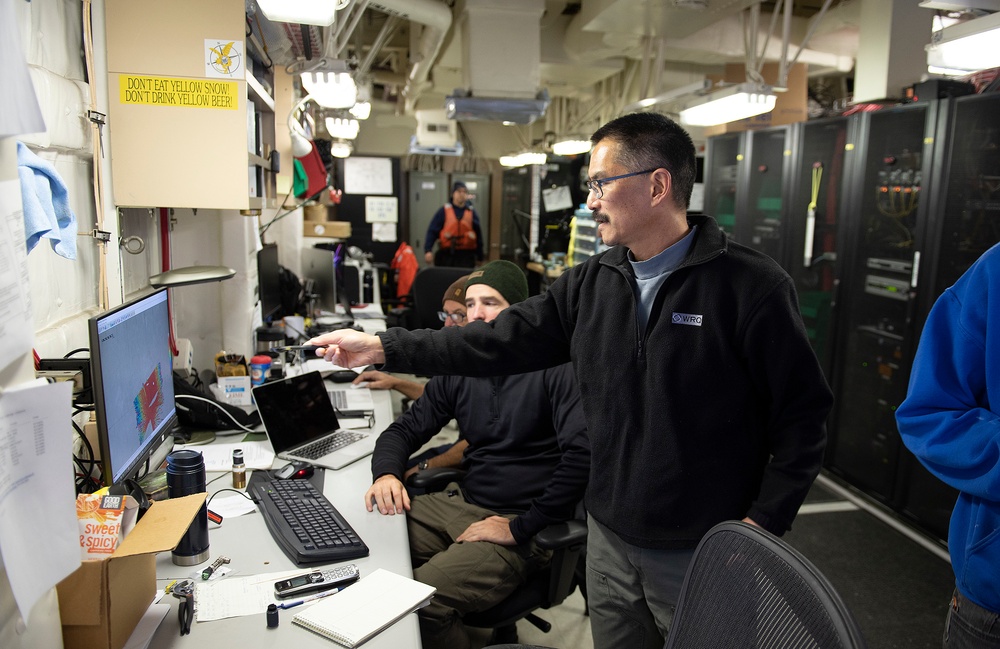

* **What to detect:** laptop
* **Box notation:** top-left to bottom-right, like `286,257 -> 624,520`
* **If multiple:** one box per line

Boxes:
252,371 -> 377,470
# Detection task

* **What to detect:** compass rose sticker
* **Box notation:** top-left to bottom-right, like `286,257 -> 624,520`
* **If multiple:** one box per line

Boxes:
205,39 -> 243,78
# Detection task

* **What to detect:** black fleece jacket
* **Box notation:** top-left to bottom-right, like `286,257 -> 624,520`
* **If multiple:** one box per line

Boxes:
379,214 -> 833,549
370,365 -> 590,544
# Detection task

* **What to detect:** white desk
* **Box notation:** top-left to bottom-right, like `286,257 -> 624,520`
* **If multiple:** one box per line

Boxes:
148,388 -> 419,648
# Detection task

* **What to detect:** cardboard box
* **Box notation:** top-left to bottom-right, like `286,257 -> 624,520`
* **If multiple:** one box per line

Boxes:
303,221 -> 351,239
303,203 -> 329,222
703,62 -> 808,136
57,493 -> 207,649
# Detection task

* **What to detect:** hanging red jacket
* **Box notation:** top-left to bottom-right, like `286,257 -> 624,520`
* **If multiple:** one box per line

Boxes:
391,242 -> 419,301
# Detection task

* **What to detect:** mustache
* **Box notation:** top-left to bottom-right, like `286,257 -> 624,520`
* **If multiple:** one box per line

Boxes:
592,210 -> 607,223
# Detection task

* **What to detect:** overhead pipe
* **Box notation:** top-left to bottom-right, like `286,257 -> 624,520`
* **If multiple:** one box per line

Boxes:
369,0 -> 453,112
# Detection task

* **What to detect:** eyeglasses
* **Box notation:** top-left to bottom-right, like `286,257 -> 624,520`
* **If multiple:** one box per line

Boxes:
438,311 -> 467,324
585,168 -> 659,199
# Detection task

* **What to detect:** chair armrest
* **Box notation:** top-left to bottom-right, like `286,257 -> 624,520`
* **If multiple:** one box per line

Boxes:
406,467 -> 467,492
534,519 -> 588,551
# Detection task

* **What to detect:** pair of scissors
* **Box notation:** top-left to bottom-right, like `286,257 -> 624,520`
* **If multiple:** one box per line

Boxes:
170,579 -> 195,635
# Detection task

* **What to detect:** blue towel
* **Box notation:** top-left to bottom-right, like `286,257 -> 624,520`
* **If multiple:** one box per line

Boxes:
17,141 -> 77,259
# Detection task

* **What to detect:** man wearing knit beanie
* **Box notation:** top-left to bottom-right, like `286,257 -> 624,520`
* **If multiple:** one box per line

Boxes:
464,260 -> 528,307
360,257 -> 587,649
440,275 -> 469,327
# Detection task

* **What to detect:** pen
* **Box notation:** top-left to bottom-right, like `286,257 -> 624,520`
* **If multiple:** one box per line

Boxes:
276,587 -> 342,609
274,345 -> 325,353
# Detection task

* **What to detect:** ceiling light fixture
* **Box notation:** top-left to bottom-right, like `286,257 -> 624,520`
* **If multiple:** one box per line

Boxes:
349,102 -> 371,120
301,72 -> 358,109
925,11 -> 1000,72
552,138 -> 592,156
622,79 -> 712,114
678,83 -> 777,127
500,151 -> 547,167
330,141 -> 353,158
325,117 -> 360,140
256,0 -> 340,26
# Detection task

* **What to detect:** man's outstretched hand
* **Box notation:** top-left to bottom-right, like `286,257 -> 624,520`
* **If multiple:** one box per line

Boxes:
306,329 -> 386,368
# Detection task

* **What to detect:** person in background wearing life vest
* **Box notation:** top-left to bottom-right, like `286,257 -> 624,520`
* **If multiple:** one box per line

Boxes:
424,181 -> 485,268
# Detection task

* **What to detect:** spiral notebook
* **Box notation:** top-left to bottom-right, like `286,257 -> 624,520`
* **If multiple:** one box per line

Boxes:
292,568 -> 435,647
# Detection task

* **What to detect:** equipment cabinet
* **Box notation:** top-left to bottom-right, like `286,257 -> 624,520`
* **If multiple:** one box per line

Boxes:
105,0 -> 276,211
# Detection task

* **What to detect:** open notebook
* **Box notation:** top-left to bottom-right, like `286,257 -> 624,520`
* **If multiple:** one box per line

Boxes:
292,568 -> 435,647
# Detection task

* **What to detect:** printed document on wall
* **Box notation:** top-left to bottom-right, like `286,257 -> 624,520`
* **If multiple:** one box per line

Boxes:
0,379 -> 80,623
0,180 -> 34,373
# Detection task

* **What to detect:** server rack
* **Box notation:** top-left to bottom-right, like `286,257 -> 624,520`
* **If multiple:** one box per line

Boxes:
784,117 -> 857,379
737,126 -> 794,264
892,92 -> 1000,539
826,103 -> 940,507
702,132 -> 747,237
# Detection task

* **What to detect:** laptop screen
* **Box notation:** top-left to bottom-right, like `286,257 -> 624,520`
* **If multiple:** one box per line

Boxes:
252,371 -> 341,454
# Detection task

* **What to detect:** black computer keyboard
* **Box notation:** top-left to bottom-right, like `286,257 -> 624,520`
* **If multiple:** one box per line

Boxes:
248,472 -> 369,564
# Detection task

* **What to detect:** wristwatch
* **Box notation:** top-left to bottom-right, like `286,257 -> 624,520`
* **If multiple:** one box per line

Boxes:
419,460 -> 430,471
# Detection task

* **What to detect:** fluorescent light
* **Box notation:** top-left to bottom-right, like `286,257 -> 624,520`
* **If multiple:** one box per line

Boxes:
552,138 -> 592,156
679,83 -> 777,127
926,12 -> 1000,72
500,151 -> 546,167
301,72 -> 357,109
349,101 -> 371,120
517,152 -> 547,166
325,117 -> 360,140
330,141 -> 353,158
256,0 -> 338,26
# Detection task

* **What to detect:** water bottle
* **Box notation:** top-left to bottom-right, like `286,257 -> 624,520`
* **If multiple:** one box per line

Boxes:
166,449 -> 210,566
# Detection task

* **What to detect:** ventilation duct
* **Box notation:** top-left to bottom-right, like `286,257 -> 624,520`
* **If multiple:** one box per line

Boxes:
441,0 -> 549,123
445,89 -> 550,124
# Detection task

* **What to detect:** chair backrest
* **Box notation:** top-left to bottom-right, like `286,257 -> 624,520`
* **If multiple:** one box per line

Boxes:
410,266 -> 470,330
665,521 -> 867,649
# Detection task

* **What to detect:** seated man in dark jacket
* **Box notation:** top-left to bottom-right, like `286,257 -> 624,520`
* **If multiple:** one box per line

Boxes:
363,261 -> 590,649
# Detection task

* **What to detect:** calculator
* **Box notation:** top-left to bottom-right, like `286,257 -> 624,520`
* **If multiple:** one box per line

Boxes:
273,564 -> 360,598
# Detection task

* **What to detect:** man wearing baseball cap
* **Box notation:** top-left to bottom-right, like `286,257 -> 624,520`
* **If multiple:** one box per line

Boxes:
364,261 -> 589,649
423,180 -> 484,268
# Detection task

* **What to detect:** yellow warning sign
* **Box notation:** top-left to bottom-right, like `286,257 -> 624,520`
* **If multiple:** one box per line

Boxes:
119,75 -> 239,110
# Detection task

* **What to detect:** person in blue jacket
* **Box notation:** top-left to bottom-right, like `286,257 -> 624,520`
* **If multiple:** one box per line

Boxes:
896,242 -> 1000,648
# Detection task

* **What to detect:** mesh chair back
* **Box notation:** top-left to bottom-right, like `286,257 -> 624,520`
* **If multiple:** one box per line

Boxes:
665,521 -> 867,649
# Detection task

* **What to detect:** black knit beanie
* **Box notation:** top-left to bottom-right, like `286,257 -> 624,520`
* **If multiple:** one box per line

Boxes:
465,260 -> 528,305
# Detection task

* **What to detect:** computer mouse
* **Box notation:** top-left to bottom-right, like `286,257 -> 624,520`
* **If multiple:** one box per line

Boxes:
274,462 -> 314,480
328,370 -> 359,383
351,381 -> 370,389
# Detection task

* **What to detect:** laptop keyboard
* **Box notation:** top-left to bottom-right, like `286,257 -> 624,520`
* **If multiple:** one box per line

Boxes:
295,430 -> 366,459
249,473 -> 369,564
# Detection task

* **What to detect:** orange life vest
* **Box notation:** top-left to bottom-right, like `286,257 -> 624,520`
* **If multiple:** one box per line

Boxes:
439,204 -> 477,250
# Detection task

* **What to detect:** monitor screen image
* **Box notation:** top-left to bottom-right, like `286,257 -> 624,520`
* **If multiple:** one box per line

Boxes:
89,289 -> 177,485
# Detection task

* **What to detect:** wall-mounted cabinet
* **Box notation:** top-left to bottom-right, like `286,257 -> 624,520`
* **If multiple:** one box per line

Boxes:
105,0 -> 276,211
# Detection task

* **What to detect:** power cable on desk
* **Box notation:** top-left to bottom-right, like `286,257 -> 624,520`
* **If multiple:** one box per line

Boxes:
207,488 -> 254,508
174,394 -> 259,433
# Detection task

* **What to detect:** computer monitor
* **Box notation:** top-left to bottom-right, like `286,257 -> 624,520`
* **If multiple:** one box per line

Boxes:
258,242 -> 282,322
89,289 -> 178,486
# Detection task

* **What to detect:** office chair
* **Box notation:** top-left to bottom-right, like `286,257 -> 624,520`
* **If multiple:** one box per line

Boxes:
408,468 -> 588,644
664,521 -> 867,649
409,266 -> 470,330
